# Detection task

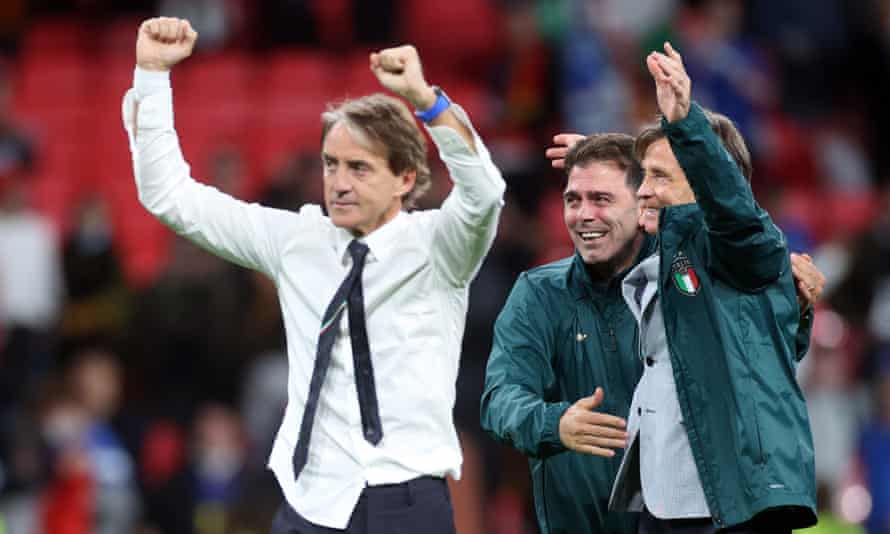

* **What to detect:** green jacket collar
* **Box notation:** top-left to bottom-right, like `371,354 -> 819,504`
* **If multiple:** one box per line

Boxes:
567,233 -> 657,302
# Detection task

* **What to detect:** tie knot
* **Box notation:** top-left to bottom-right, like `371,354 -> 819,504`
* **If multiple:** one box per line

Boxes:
347,240 -> 369,265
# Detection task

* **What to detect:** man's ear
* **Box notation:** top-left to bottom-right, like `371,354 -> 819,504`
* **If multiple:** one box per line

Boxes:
395,170 -> 417,198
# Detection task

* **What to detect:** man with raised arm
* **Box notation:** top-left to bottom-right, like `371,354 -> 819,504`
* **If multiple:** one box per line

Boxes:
608,43 -> 818,533
124,17 -> 505,534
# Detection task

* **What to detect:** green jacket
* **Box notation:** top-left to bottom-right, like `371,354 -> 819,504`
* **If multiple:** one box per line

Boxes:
480,236 -> 655,534
651,103 -> 817,529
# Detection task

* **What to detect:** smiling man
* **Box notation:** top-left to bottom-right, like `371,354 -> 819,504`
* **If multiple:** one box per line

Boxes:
608,43 -> 817,533
481,133 -> 654,534
124,17 -> 505,534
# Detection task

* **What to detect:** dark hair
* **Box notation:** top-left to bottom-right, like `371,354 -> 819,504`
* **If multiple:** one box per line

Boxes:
634,109 -> 752,181
321,93 -> 431,210
564,133 -> 643,191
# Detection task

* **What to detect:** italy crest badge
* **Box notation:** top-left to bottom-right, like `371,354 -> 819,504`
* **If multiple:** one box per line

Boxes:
671,251 -> 700,296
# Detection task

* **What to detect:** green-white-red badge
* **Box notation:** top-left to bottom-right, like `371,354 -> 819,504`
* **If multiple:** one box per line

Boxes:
671,251 -> 700,296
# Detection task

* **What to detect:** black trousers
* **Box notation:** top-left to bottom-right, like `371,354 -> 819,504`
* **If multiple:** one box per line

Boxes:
270,476 -> 455,534
639,507 -> 790,534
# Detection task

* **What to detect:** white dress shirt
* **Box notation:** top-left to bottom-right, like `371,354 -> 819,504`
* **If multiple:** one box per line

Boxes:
122,67 -> 506,528
612,254 -> 710,519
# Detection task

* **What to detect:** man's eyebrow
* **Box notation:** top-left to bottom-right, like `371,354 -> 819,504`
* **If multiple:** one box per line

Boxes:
346,159 -> 372,167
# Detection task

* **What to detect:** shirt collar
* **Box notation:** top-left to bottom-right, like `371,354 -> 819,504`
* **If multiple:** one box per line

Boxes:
331,211 -> 407,264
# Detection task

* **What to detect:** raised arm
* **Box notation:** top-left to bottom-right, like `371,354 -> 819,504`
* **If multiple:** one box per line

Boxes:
370,45 -> 505,287
649,43 -> 787,290
125,17 -> 296,278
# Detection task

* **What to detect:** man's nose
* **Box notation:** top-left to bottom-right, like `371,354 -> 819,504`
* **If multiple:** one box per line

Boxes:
637,178 -> 653,199
330,168 -> 352,193
578,201 -> 599,221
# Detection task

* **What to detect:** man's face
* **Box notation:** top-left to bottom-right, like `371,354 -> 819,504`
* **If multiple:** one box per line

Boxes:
637,138 -> 696,234
322,122 -> 414,236
564,161 -> 641,272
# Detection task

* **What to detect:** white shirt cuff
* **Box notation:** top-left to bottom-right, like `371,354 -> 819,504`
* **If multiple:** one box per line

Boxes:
134,66 -> 171,99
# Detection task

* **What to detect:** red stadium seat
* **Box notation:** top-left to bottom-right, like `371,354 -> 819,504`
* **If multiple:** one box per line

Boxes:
14,52 -> 89,116
96,16 -> 144,60
21,17 -> 88,54
339,51 -> 387,101
175,52 -> 254,105
254,50 -> 336,99
247,92 -> 327,183
399,0 -> 504,78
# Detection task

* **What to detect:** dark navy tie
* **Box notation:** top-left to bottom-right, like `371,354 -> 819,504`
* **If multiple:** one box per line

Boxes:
292,240 -> 383,481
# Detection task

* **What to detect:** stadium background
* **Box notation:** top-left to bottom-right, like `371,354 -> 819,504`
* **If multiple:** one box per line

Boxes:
0,0 -> 887,532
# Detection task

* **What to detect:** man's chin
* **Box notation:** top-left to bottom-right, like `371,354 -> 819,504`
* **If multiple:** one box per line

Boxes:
639,214 -> 659,235
330,213 -> 356,229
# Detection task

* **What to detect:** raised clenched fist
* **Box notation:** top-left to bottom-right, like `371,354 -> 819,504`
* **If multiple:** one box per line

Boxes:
136,17 -> 198,72
369,45 -> 436,111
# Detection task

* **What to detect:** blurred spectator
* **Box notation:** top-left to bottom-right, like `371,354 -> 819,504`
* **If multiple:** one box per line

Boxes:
190,403 -> 247,534
67,348 -> 139,534
40,392 -> 91,534
668,0 -> 775,141
0,64 -> 63,412
559,0 -> 634,138
139,418 -> 193,534
60,196 -> 131,354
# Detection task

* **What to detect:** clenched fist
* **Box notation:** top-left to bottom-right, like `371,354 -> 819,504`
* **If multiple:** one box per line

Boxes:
558,387 -> 627,457
369,45 -> 436,111
136,17 -> 198,72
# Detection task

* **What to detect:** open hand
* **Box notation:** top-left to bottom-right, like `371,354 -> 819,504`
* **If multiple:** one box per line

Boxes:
646,42 -> 690,123
558,387 -> 627,457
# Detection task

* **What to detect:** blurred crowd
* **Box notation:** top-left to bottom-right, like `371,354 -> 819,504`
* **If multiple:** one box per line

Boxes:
0,0 -> 888,533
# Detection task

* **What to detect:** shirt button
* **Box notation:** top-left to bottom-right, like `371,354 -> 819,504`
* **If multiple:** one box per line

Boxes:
645,356 -> 655,367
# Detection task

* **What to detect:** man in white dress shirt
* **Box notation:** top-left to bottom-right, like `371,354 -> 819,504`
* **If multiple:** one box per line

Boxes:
124,17 -> 506,534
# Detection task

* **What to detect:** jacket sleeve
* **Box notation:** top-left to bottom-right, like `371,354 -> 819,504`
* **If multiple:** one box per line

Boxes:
480,273 -> 570,458
664,103 -> 789,291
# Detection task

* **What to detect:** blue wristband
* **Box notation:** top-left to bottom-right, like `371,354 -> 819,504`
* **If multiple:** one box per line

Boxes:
414,87 -> 450,123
